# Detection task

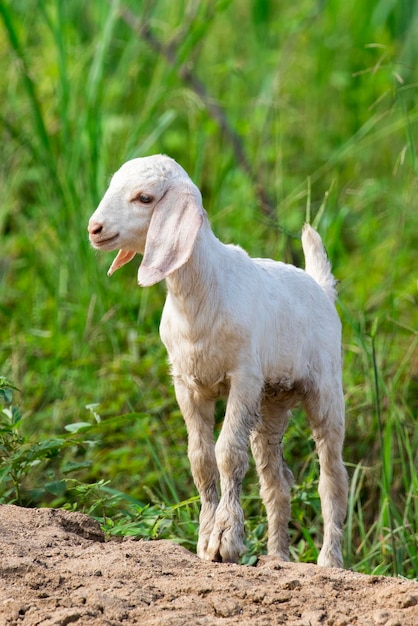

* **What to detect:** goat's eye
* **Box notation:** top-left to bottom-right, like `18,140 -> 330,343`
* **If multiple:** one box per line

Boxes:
134,193 -> 154,204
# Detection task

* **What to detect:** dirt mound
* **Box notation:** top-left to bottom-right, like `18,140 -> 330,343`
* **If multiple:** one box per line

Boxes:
0,505 -> 416,625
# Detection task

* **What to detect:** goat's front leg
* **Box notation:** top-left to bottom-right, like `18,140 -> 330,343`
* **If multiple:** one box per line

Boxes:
205,372 -> 263,563
174,378 -> 219,559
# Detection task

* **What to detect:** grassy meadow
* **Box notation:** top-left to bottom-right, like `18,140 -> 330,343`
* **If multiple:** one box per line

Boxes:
0,0 -> 417,578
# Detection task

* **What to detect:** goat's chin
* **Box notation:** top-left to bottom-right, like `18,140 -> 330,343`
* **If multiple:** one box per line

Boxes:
90,234 -> 120,251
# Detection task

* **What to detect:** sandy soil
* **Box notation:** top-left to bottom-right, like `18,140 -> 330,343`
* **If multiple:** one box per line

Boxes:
0,505 -> 416,625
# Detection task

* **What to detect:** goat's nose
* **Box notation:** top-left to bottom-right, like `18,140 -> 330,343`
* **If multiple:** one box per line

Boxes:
88,220 -> 103,235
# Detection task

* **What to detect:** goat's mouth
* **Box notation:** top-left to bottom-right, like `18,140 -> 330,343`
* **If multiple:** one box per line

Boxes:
90,233 -> 120,250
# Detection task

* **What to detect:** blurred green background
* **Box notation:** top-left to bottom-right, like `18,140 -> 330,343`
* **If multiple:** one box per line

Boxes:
0,0 -> 417,577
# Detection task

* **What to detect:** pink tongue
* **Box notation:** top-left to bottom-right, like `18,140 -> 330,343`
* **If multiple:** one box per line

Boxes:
107,250 -> 136,276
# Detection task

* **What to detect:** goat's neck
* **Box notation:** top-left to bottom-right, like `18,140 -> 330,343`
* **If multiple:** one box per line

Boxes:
165,222 -> 225,321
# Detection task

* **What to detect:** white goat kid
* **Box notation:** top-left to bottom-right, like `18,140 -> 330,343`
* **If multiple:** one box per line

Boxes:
88,154 -> 348,568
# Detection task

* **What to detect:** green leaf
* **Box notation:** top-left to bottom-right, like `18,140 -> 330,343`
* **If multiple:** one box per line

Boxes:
0,388 -> 13,404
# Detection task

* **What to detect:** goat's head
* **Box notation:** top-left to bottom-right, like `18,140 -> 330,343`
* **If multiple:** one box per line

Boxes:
88,154 -> 205,286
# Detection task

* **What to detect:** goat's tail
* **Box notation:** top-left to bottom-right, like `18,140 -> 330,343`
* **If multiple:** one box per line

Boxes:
301,224 -> 337,303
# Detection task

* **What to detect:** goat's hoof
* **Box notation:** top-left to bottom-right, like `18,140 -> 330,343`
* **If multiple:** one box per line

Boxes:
205,528 -> 243,564
196,535 -> 212,560
198,539 -> 222,563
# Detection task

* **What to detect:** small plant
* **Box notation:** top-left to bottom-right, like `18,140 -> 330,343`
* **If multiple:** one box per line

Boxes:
62,476 -> 199,548
1,377 -> 68,503
0,376 -> 94,505
0,377 -> 25,501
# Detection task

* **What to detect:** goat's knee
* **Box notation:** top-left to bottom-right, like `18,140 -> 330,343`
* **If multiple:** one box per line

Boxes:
215,435 -> 249,480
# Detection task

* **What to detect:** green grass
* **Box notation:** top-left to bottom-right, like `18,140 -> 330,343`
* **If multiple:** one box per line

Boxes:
1,0 -> 417,579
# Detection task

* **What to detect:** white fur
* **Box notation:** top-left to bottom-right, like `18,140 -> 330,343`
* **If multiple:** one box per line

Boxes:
88,154 -> 348,567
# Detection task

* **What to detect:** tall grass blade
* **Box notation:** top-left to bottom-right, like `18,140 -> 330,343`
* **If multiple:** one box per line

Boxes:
0,1 -> 57,189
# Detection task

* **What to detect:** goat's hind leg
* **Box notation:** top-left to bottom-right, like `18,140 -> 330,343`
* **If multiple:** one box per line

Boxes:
250,400 -> 294,561
305,383 -> 348,568
174,379 -> 219,559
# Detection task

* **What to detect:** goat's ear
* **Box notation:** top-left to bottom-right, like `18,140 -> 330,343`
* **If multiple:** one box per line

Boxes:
137,182 -> 204,287
107,250 -> 136,277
